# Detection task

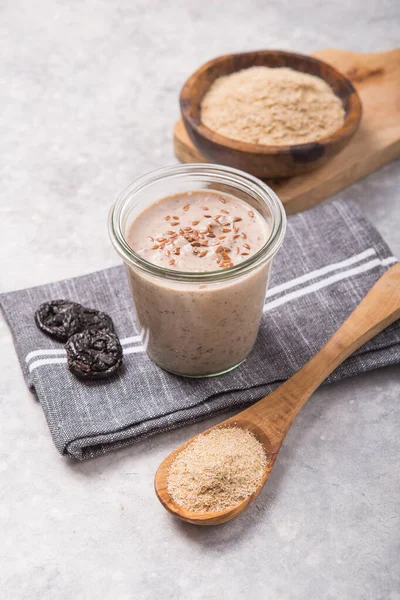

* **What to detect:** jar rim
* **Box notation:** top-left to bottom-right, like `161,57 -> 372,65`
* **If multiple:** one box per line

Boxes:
108,163 -> 287,282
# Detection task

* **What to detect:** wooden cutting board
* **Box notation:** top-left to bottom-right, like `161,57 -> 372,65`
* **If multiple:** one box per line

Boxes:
173,48 -> 400,214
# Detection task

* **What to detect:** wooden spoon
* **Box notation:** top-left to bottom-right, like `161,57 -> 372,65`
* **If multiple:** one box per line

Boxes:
155,263 -> 400,525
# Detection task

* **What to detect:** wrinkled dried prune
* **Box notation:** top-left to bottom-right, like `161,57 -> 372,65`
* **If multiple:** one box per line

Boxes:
65,329 -> 123,379
35,299 -> 83,341
35,301 -> 115,341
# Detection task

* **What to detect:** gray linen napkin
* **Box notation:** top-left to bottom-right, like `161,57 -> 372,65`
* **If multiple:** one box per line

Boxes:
1,199 -> 399,459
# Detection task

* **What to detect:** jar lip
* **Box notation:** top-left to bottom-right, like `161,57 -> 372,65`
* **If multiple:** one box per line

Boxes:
108,163 -> 287,282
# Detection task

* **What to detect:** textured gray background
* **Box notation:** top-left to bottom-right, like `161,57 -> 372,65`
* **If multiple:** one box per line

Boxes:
0,1 -> 399,599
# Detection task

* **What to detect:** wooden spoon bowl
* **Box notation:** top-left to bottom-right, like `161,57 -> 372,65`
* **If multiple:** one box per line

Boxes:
180,50 -> 362,178
155,263 -> 400,525
154,418 -> 278,526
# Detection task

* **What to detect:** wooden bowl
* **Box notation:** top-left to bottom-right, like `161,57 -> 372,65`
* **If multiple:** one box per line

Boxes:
180,50 -> 362,179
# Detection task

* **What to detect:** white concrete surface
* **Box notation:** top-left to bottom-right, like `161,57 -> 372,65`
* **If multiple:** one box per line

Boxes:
0,1 -> 399,598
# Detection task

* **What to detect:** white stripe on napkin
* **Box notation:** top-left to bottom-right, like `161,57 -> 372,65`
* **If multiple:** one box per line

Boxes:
381,256 -> 398,266
264,256 -> 397,312
25,252 -> 397,372
123,345 -> 146,356
28,345 -> 146,372
28,357 -> 68,372
26,348 -> 67,363
26,333 -> 143,364
121,334 -> 142,345
265,248 -> 376,299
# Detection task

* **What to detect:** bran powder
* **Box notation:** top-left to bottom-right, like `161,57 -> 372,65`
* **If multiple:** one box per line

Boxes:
201,66 -> 345,146
167,427 -> 267,513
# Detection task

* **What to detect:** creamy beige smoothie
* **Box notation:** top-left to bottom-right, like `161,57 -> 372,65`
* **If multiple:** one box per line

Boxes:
125,190 -> 271,376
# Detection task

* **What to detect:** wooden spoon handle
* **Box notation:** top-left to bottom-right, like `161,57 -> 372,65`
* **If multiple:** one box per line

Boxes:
241,263 -> 400,448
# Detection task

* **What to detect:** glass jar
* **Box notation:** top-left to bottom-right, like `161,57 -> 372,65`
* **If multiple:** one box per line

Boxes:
109,164 -> 286,377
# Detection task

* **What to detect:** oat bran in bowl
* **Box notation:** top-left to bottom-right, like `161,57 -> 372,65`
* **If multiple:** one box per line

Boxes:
180,50 -> 362,178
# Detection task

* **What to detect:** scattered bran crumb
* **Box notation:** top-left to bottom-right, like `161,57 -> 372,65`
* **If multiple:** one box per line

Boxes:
201,66 -> 345,146
167,427 -> 267,513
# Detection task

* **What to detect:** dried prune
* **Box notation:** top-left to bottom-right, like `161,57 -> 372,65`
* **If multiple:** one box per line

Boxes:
35,301 -> 115,341
35,300 -> 83,341
65,330 -> 123,379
